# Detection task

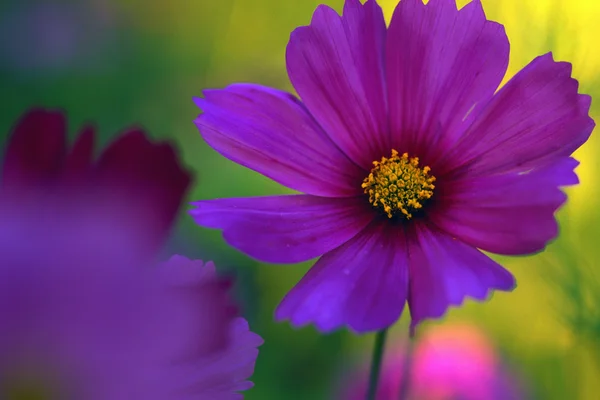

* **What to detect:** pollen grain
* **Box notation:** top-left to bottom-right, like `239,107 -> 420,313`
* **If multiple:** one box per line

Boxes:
361,150 -> 436,219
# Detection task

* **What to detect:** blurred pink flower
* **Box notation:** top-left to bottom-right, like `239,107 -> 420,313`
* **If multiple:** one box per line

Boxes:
339,324 -> 525,400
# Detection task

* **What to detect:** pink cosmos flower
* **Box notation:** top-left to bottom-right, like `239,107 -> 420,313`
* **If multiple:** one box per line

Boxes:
191,0 -> 594,332
339,324 -> 526,400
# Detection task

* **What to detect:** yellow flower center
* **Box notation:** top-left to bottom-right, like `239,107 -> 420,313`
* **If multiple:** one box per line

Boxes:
361,150 -> 436,219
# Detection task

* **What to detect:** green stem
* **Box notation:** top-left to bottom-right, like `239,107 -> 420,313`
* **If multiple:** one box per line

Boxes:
366,329 -> 389,400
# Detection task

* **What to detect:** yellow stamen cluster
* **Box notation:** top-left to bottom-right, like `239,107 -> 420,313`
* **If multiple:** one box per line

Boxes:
361,150 -> 436,219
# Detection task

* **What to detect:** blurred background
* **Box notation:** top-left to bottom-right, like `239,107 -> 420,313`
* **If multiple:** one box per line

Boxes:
1,0 -> 599,398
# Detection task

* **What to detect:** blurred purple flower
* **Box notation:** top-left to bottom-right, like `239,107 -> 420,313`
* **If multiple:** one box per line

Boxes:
0,109 -> 262,399
338,324 -> 526,400
1,108 -> 191,253
190,0 -> 594,333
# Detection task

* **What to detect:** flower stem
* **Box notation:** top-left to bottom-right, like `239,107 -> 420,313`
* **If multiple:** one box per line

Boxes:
366,328 -> 389,400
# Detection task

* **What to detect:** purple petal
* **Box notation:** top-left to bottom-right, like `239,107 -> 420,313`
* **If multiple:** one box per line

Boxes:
174,318 -> 263,400
429,157 -> 579,256
190,195 -> 373,264
386,0 -> 509,164
408,223 -> 515,329
154,256 -> 238,357
194,84 -> 363,197
286,0 -> 389,169
275,221 -> 409,333
443,53 -> 594,176
2,108 -> 67,192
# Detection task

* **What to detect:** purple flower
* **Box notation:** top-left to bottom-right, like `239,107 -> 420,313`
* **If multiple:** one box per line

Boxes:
191,0 -> 594,333
0,109 -> 262,399
1,108 -> 193,254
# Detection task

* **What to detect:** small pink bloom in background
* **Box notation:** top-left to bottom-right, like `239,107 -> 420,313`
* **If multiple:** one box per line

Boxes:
339,323 -> 526,400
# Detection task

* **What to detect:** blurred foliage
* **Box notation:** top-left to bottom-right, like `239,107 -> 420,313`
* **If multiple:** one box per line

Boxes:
1,0 -> 600,399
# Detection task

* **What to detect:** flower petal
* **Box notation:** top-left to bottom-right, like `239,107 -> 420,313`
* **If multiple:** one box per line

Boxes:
286,0 -> 389,168
408,224 -> 515,329
64,124 -> 95,181
94,129 -> 193,253
275,221 -> 409,333
190,195 -> 373,264
1,110 -> 192,256
2,108 -> 67,191
386,0 -> 509,162
154,256 -> 238,357
443,53 -> 594,176
152,258 -> 262,399
172,318 -> 262,400
429,157 -> 579,256
194,84 -> 364,197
